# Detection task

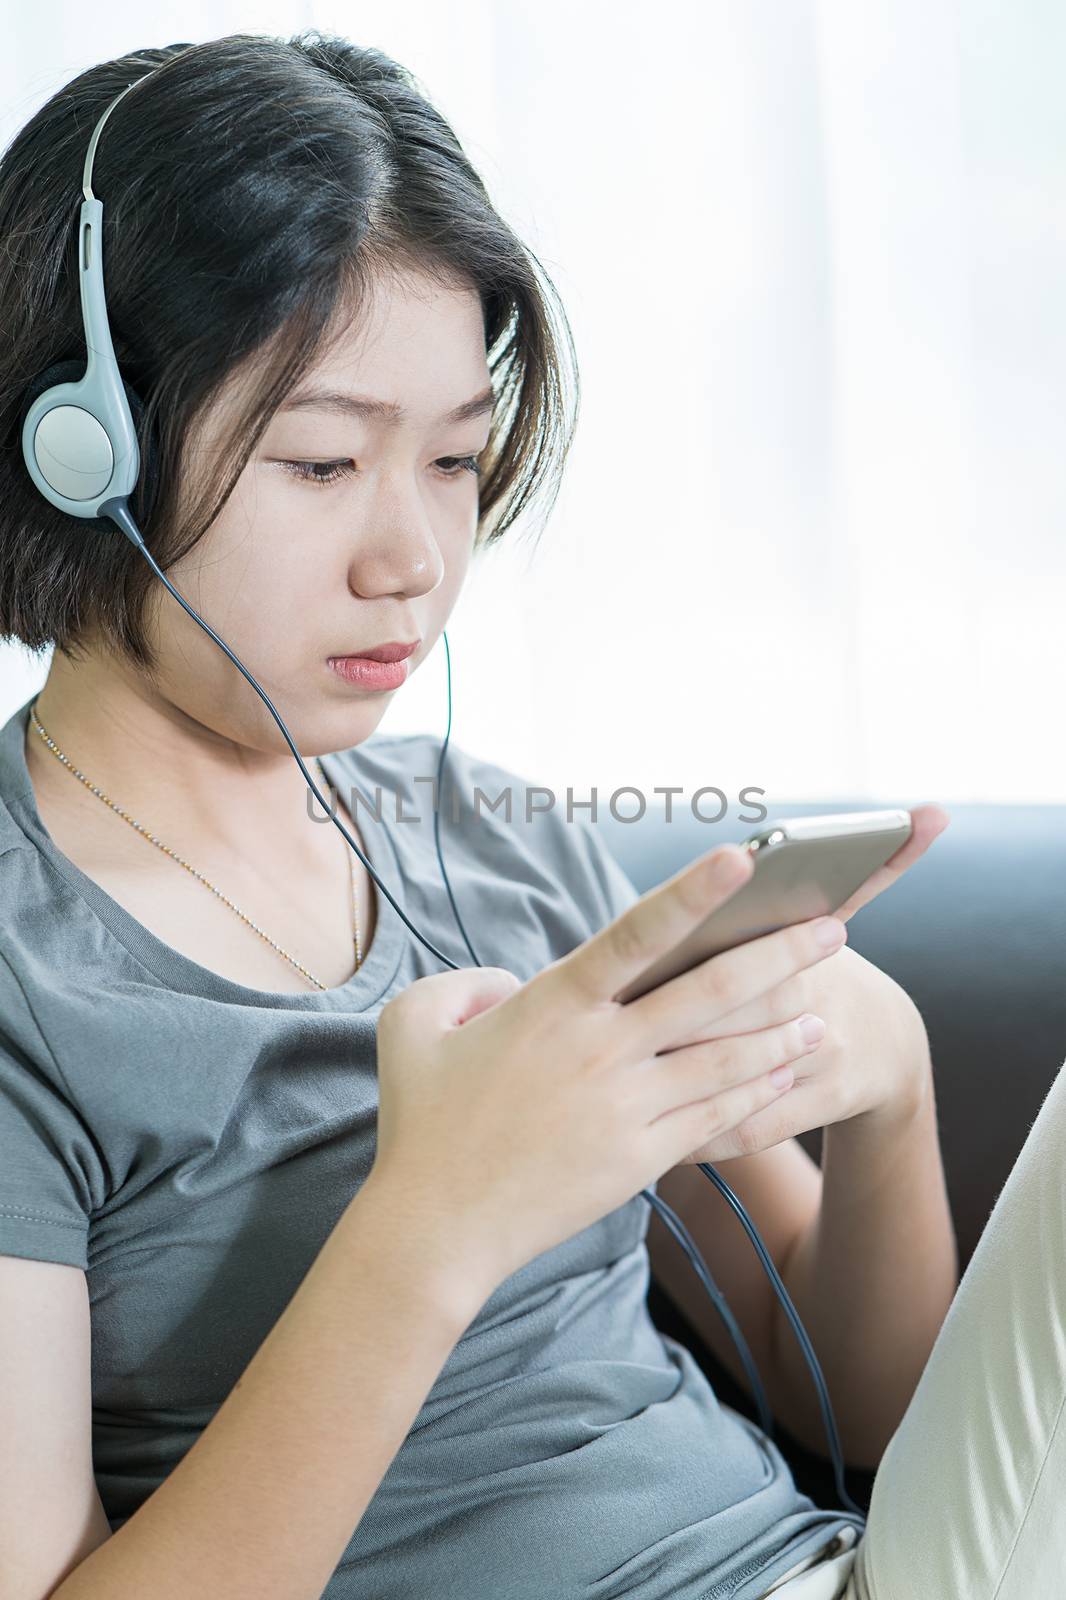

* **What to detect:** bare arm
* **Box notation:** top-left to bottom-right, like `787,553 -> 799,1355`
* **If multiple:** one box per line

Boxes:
650,1073 -> 958,1470
646,1068 -> 953,1465
769,1071 -> 959,1468
50,1175 -> 494,1600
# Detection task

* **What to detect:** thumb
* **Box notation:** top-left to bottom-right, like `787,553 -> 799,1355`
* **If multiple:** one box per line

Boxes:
449,964 -> 523,1025
397,964 -> 522,1031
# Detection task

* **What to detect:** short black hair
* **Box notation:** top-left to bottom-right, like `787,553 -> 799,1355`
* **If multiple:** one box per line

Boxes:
0,31 -> 579,674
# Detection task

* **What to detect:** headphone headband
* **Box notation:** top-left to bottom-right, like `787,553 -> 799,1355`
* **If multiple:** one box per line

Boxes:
82,77 -> 146,200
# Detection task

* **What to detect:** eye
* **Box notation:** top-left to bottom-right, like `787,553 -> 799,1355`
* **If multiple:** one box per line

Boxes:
279,460 -> 356,488
279,456 -> 482,488
436,455 -> 482,479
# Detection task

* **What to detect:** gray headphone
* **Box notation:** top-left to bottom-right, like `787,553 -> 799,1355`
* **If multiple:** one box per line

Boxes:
20,74 -> 159,542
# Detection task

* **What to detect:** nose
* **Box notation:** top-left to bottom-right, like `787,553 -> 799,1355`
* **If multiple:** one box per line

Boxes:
347,512 -> 445,602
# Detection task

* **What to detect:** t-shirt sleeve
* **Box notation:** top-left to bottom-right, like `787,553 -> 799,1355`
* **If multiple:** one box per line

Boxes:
0,952 -> 104,1269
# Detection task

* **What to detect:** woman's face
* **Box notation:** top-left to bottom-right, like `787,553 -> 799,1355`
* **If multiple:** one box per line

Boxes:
142,266 -> 493,757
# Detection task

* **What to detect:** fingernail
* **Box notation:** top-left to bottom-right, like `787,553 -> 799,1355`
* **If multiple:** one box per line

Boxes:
813,917 -> 846,949
798,1013 -> 825,1047
770,1064 -> 794,1089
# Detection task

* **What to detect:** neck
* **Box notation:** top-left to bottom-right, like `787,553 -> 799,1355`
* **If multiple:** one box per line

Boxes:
26,648 -> 336,864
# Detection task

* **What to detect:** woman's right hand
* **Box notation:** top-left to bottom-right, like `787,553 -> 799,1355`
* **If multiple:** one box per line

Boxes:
366,842 -> 847,1298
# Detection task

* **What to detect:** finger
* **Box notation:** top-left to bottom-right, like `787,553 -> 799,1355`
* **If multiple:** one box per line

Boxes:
659,972 -> 811,1050
644,1021 -> 819,1166
721,1088 -> 814,1159
549,844 -> 753,1004
642,1012 -> 825,1122
623,913 -> 846,1058
835,803 -> 950,923
681,1087 -> 810,1164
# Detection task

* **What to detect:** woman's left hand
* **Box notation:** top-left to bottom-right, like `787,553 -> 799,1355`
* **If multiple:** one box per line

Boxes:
666,801 -> 950,1165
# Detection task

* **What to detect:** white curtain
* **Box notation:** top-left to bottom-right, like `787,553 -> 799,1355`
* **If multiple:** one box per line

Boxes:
3,0 -> 1063,803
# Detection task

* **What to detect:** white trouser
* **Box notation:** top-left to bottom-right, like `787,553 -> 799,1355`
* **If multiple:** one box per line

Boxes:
764,1054 -> 1066,1599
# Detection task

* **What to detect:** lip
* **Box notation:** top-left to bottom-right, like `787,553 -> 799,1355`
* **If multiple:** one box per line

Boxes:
326,639 -> 420,693
330,639 -> 421,664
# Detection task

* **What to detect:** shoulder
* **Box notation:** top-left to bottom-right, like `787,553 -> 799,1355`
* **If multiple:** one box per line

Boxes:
0,791 -> 33,863
0,787 -> 89,985
0,862 -> 71,1086
332,732 -> 641,938
0,700 -> 49,910
0,794 -> 56,961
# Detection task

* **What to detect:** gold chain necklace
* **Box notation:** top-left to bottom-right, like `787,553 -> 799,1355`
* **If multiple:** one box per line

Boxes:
29,701 -> 362,991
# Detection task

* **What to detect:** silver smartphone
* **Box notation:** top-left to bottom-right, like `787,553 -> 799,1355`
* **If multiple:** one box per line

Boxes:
613,809 -> 914,1005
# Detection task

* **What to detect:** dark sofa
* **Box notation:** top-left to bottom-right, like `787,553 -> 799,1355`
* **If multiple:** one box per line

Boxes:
594,800 -> 1066,1511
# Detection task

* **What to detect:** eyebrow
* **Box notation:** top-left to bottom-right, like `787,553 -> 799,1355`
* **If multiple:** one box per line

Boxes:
278,384 -> 496,427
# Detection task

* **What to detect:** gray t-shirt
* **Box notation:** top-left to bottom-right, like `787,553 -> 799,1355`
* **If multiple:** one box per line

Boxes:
0,693 -> 863,1599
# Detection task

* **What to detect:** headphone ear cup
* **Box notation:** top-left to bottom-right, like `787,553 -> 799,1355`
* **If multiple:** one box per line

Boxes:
21,361 -> 159,526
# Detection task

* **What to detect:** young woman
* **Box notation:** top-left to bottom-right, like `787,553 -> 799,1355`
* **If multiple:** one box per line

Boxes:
0,31 -> 1061,1600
